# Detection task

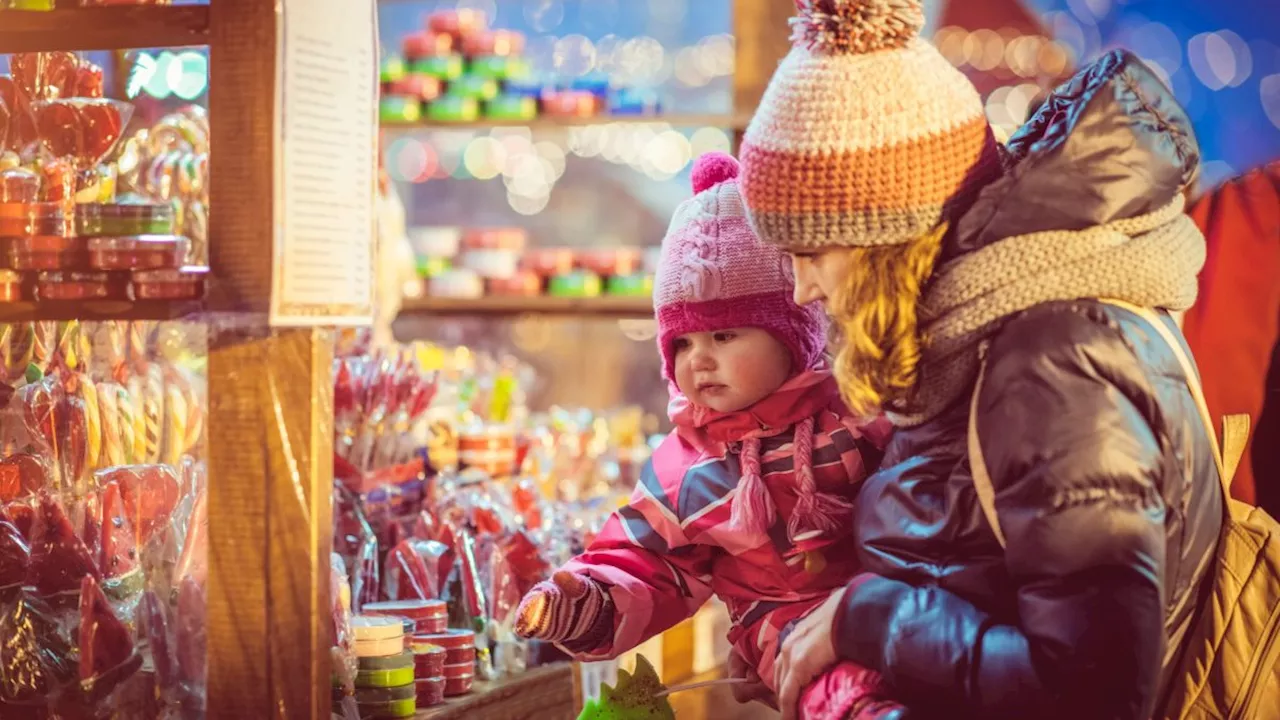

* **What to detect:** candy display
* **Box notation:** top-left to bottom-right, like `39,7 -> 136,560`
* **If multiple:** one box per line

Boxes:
328,334 -> 658,713
409,225 -> 653,302
381,10 -> 664,125
0,318 -> 207,717
0,53 -> 208,303
114,106 -> 211,264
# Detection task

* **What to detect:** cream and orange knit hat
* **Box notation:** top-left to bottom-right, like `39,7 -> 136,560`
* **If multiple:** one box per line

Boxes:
739,0 -> 1004,250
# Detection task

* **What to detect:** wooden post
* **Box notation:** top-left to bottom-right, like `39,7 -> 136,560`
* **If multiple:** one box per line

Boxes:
731,0 -> 794,151
205,0 -> 335,718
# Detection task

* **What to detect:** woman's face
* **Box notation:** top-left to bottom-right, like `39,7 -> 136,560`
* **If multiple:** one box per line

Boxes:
790,250 -> 857,307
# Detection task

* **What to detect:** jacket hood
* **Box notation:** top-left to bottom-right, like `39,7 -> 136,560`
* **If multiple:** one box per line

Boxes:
943,49 -> 1201,263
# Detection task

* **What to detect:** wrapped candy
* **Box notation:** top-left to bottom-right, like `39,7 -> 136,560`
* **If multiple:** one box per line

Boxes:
330,553 -> 357,697
0,518 -> 29,593
0,454 -> 49,503
77,574 -> 142,704
27,494 -> 99,605
0,589 -> 75,707
95,464 -> 181,548
173,576 -> 206,708
382,539 -> 436,602
53,388 -> 88,494
173,488 -> 206,588
97,481 -> 142,602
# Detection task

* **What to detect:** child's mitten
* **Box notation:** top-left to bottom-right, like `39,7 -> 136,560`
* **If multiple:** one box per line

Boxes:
514,570 -> 612,647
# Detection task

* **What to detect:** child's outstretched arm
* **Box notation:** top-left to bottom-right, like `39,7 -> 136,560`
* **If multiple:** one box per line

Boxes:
515,447 -> 716,659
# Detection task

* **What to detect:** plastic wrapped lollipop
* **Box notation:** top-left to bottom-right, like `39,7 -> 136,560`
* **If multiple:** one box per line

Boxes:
53,387 -> 89,495
333,358 -> 357,460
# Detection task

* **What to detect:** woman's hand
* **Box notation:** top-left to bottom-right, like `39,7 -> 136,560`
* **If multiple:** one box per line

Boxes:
728,647 -> 777,709
775,586 -> 846,720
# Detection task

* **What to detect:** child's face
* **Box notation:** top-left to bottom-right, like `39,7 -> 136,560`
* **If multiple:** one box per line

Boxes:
673,327 -> 793,413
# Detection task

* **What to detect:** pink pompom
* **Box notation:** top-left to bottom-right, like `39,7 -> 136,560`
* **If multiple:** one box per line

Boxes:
690,152 -> 740,194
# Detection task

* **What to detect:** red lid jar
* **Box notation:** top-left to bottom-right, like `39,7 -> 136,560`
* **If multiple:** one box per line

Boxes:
35,271 -> 127,301
131,265 -> 207,300
87,235 -> 187,271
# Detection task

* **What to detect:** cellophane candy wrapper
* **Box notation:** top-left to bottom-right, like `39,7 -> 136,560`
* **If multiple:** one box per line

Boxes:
0,317 -> 209,719
330,552 -> 357,696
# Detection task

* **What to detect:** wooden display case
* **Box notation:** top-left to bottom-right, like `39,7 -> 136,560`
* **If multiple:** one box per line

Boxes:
2,2 -> 334,718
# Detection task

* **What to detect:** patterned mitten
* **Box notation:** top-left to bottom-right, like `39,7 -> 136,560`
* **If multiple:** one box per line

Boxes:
799,661 -> 907,720
514,570 -> 613,647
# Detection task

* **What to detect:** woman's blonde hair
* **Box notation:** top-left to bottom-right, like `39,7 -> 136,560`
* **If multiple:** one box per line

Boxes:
827,224 -> 947,418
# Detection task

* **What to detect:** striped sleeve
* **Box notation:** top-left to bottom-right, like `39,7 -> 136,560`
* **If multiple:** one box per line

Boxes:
556,440 -> 716,660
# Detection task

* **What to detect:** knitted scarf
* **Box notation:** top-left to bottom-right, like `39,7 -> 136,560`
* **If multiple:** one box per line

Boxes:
887,195 -> 1206,426
668,369 -> 851,540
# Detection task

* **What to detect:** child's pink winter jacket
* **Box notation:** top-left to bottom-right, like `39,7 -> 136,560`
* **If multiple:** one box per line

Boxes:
556,370 -> 892,689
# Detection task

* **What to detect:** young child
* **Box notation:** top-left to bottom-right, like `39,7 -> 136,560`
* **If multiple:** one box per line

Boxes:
514,153 -> 901,718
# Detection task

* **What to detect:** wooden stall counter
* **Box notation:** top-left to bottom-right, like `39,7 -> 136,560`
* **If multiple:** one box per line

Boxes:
417,663 -> 576,720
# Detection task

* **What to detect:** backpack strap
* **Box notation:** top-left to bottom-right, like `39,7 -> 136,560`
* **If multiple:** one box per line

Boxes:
967,341 -> 1006,548
965,300 -> 1251,551
1098,298 -> 1250,495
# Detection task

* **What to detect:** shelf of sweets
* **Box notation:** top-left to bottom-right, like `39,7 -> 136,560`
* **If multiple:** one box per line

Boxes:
0,4 -> 210,53
1,53 -> 211,312
400,294 -> 653,318
0,298 -> 202,322
415,662 -> 575,720
379,7 -> 742,131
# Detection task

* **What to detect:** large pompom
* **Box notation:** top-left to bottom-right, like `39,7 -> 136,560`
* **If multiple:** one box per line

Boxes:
790,0 -> 925,55
690,152 -> 740,194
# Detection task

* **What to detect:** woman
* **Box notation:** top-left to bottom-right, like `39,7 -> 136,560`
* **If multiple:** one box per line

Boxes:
733,2 -> 1223,719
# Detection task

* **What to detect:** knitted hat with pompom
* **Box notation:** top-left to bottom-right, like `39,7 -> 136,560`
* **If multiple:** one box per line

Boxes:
653,152 -> 827,381
739,0 -> 1004,251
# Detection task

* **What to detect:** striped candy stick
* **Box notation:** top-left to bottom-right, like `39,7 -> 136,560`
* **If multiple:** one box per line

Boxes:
163,383 -> 188,467
97,382 -> 123,467
80,376 -> 102,471
117,383 -> 138,465
142,365 -> 164,463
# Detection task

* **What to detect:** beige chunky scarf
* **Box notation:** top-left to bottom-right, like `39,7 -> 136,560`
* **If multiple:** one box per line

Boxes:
887,195 -> 1206,426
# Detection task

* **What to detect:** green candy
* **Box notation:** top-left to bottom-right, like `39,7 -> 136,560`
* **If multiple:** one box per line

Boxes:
578,656 -> 675,720
485,95 -> 537,122
449,75 -> 500,102
379,97 -> 421,125
380,57 -> 407,84
25,363 -> 42,384
412,55 -> 464,81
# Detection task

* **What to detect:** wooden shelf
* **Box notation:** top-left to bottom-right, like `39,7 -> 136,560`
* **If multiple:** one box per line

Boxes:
0,5 -> 210,53
399,295 -> 653,318
417,663 -> 575,720
0,299 -> 203,322
381,113 -> 750,133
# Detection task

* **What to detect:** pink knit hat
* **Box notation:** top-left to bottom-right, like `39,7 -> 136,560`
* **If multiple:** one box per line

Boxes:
654,152 -> 827,381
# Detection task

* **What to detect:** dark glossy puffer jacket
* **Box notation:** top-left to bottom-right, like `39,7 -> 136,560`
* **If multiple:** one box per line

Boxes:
834,51 -> 1225,720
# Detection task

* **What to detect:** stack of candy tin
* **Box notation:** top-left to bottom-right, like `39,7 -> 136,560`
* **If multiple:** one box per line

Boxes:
413,628 -> 477,699
341,616 -> 417,718
362,600 -> 463,708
